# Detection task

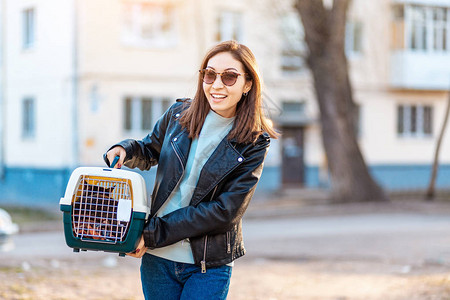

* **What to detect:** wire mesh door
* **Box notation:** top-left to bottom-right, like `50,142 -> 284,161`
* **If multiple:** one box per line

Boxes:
71,175 -> 133,243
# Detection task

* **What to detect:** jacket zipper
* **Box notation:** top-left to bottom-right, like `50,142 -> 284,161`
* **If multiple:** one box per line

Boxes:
152,141 -> 185,218
171,140 -> 185,172
201,235 -> 208,273
200,185 -> 218,274
226,231 -> 231,254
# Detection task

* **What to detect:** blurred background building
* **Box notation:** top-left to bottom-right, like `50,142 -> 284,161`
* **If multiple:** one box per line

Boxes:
1,0 -> 450,205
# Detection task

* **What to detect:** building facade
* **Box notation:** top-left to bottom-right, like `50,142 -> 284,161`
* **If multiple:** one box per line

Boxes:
347,0 -> 450,189
1,0 -> 450,205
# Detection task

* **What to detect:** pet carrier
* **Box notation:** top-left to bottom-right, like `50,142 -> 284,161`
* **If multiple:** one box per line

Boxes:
60,166 -> 149,256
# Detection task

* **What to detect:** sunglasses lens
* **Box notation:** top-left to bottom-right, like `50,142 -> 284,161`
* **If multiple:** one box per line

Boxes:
201,69 -> 240,86
221,72 -> 238,86
203,70 -> 216,84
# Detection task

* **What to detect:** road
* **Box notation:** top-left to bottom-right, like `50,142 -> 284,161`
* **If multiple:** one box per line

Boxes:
3,209 -> 450,268
243,212 -> 450,266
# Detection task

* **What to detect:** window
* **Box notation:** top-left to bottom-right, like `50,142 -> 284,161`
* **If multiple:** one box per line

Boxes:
122,2 -> 177,48
23,8 -> 35,49
282,102 -> 305,114
124,97 -> 171,133
22,98 -> 35,138
395,5 -> 450,52
346,20 -> 363,55
397,104 -> 433,137
392,6 -> 405,50
432,7 -> 448,51
280,13 -> 306,75
216,11 -> 243,42
409,6 -> 427,50
279,101 -> 307,126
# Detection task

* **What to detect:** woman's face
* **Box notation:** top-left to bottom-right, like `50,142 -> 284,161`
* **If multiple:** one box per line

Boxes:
202,52 -> 252,118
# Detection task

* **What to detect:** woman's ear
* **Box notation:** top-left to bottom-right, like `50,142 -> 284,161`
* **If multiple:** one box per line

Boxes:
244,80 -> 253,94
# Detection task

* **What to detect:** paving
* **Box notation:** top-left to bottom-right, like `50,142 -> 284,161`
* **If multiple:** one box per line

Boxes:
3,189 -> 450,299
2,188 -> 450,271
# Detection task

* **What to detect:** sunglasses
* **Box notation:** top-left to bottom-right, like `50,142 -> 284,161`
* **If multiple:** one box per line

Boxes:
199,69 -> 246,87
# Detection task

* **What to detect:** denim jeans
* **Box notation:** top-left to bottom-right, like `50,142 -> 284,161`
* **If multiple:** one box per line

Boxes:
140,253 -> 232,300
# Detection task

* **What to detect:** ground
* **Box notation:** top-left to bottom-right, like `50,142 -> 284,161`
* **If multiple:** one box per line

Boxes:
2,194 -> 450,299
1,257 -> 450,299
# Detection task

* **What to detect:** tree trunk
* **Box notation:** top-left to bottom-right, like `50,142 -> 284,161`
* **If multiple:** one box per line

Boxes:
295,0 -> 387,202
426,91 -> 450,200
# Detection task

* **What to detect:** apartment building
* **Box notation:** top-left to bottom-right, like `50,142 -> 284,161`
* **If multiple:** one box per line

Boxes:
1,0 -> 450,204
348,0 -> 450,189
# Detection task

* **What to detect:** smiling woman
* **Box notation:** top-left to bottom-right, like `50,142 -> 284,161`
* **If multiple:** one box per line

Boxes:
200,52 -> 252,118
104,40 -> 278,300
180,40 -> 278,143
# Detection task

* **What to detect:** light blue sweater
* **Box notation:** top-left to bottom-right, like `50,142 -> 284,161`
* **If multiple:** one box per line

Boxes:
147,110 -> 235,263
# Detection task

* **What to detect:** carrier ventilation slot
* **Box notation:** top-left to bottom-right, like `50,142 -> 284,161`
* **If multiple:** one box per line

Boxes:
71,176 -> 133,243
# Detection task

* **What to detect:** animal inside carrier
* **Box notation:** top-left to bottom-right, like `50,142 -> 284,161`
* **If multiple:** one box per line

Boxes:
60,166 -> 149,256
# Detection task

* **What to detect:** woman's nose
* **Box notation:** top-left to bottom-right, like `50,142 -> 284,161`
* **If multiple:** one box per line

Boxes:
212,74 -> 224,89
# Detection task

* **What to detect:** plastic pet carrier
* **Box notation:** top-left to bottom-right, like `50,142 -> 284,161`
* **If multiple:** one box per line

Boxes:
60,166 -> 149,256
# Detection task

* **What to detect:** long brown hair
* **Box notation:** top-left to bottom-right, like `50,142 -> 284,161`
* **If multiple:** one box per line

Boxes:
179,40 -> 278,144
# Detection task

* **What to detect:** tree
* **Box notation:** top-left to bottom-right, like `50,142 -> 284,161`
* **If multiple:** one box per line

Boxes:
426,90 -> 450,200
294,0 -> 388,202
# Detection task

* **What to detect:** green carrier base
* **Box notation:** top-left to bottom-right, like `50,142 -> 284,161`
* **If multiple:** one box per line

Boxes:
60,204 -> 146,256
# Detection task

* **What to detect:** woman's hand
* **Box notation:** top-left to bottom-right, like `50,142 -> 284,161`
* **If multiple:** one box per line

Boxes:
127,235 -> 147,258
106,146 -> 126,168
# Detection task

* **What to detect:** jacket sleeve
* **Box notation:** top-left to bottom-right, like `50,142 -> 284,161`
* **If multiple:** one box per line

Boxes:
104,103 -> 177,171
142,134 -> 270,248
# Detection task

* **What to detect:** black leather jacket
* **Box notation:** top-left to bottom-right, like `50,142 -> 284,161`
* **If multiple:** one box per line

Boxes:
107,99 -> 270,270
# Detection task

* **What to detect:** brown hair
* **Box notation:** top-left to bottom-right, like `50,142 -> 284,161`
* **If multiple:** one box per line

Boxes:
179,40 -> 278,144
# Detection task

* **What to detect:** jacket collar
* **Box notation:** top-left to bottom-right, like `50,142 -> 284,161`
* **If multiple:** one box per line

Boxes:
171,128 -> 191,168
170,128 -> 245,207
189,138 -> 244,206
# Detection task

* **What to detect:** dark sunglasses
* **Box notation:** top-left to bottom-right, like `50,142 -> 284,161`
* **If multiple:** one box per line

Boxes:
199,69 -> 246,87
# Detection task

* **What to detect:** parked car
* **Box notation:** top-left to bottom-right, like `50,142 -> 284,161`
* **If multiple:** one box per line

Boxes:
0,208 -> 19,251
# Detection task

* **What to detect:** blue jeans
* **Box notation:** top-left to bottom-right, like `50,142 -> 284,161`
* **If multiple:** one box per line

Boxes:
140,253 -> 232,300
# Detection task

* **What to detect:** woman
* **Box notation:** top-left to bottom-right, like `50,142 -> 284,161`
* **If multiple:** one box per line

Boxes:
105,40 -> 278,299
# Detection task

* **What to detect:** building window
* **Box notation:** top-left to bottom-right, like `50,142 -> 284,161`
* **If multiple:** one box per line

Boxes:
23,8 -> 35,49
409,6 -> 427,50
122,2 -> 177,48
392,6 -> 405,50
280,13 -> 306,75
216,11 -> 243,42
394,5 -> 450,52
278,101 -> 307,126
282,102 -> 305,114
346,20 -> 363,55
124,97 -> 171,133
432,7 -> 448,51
397,104 -> 433,137
22,98 -> 35,138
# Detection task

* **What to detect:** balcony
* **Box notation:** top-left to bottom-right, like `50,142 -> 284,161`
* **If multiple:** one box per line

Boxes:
389,3 -> 450,90
390,50 -> 450,90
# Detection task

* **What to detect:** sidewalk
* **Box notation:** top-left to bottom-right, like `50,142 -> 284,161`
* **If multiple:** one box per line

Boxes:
13,187 -> 450,231
246,187 -> 450,219
3,188 -> 450,299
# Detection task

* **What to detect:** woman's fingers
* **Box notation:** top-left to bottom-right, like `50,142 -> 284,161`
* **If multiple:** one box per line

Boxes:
107,146 -> 126,168
126,236 -> 147,258
126,246 -> 148,258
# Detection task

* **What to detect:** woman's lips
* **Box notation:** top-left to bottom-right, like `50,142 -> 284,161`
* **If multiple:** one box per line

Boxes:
211,93 -> 227,102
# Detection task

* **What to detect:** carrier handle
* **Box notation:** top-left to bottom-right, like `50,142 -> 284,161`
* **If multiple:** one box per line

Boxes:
110,156 -> 120,169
